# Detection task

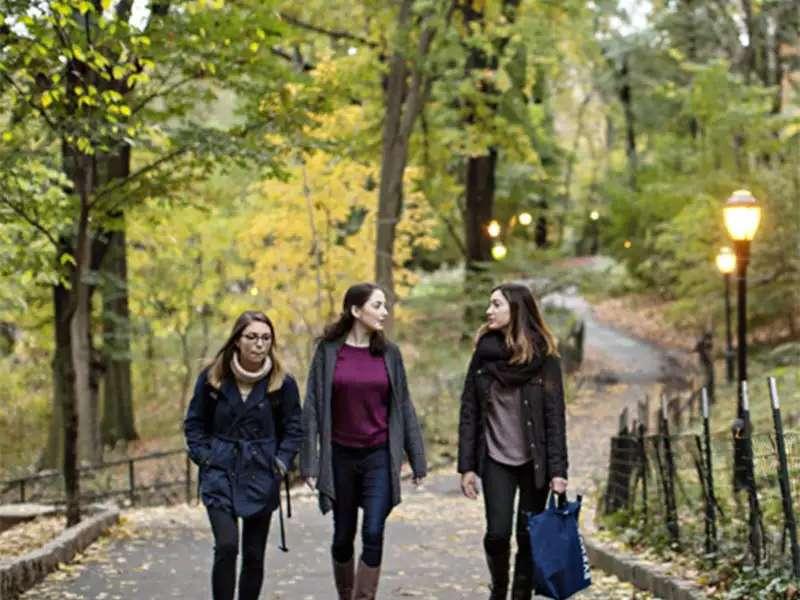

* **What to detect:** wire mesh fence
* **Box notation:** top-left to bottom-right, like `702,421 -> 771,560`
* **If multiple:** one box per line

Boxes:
603,380 -> 799,578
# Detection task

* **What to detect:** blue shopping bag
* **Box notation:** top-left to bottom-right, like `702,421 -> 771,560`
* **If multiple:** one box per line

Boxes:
526,492 -> 592,599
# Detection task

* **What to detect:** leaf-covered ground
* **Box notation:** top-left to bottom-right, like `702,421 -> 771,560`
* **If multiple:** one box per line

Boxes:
18,476 -> 651,599
0,515 -> 65,559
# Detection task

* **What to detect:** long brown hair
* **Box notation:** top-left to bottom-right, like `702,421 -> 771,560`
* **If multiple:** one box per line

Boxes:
207,310 -> 286,392
320,283 -> 387,355
475,283 -> 559,364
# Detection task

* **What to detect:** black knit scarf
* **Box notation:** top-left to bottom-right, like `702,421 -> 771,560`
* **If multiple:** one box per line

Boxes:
474,330 -> 546,387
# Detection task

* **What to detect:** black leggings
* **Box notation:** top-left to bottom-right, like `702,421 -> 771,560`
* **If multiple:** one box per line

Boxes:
482,457 -> 547,561
207,507 -> 272,600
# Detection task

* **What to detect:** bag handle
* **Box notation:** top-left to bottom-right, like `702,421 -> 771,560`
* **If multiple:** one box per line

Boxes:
546,489 -> 564,510
546,490 -> 584,515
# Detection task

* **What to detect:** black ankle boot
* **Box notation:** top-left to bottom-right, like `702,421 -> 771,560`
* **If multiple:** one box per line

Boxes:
486,549 -> 511,600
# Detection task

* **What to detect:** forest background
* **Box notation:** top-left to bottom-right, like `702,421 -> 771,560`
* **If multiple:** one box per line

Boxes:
0,0 -> 797,502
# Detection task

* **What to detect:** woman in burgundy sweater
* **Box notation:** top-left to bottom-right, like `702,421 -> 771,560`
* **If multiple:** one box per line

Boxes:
300,283 -> 427,600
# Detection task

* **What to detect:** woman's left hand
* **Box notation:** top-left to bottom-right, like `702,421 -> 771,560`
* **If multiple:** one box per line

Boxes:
412,476 -> 425,488
550,477 -> 568,494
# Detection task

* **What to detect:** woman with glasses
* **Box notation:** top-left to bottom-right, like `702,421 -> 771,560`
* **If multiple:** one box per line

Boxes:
458,284 -> 568,600
184,310 -> 302,600
301,283 -> 427,600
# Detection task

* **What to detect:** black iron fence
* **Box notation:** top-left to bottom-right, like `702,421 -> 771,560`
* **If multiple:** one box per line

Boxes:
0,449 -> 198,507
603,377 -> 799,578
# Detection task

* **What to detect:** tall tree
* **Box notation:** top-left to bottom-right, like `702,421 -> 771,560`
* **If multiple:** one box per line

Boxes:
1,0 -> 305,521
375,0 -> 452,308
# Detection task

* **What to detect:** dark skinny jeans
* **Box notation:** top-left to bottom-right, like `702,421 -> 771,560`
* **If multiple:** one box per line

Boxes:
331,442 -> 393,568
207,506 -> 272,600
482,457 -> 548,569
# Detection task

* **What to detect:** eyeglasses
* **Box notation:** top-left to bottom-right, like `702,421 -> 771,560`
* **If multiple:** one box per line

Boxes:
242,333 -> 271,343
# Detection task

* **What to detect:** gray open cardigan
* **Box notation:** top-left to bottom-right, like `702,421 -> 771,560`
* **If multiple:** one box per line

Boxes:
300,338 -> 428,514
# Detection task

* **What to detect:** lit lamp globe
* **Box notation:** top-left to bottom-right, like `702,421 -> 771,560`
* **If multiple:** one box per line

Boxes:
518,212 -> 533,226
491,243 -> 508,260
590,210 -> 600,221
723,189 -> 761,242
715,247 -> 736,275
487,220 -> 501,238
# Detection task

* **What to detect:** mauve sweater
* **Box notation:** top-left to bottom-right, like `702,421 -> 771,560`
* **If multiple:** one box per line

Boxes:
331,344 -> 390,448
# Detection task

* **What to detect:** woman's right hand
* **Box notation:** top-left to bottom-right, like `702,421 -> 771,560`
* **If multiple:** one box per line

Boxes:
304,476 -> 316,491
460,471 -> 479,500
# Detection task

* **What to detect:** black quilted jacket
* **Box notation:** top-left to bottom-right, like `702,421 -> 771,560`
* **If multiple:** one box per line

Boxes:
457,352 -> 568,489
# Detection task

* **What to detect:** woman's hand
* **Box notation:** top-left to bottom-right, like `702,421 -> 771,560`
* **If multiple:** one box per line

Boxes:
550,476 -> 568,494
460,471 -> 479,500
303,476 -> 316,491
412,476 -> 425,488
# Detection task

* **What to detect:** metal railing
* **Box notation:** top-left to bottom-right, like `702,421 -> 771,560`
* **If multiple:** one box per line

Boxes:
0,449 -> 197,507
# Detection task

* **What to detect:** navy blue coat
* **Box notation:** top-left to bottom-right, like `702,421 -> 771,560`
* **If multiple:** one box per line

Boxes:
184,368 -> 303,517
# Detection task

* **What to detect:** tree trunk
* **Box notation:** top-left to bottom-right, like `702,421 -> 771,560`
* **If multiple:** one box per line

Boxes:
463,151 -> 497,326
98,141 -> 138,446
145,323 -> 157,400
40,276 -> 71,470
376,33 -> 411,307
57,247 -> 81,525
562,92 -> 592,227
739,0 -> 766,85
683,0 -> 699,139
459,0 -> 520,324
101,225 -> 138,446
771,2 -> 798,115
376,131 -> 410,306
178,329 -> 192,421
618,54 -> 638,190
461,0 -> 496,270
72,158 -> 101,466
464,151 -> 497,265
375,0 -> 436,309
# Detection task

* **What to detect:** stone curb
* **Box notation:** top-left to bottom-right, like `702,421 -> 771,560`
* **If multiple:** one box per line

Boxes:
0,505 -> 120,600
584,536 -> 706,600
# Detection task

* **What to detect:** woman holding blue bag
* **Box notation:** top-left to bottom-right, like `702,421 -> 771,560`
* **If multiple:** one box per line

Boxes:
457,283 -> 569,600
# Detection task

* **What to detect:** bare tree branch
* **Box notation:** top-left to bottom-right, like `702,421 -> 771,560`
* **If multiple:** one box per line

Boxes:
89,146 -> 189,211
0,195 -> 60,248
1,72 -> 62,135
270,46 -> 314,71
279,12 -> 378,49
129,71 -> 194,116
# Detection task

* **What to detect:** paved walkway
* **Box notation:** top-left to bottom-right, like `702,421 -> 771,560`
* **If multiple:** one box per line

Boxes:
22,294 -> 676,599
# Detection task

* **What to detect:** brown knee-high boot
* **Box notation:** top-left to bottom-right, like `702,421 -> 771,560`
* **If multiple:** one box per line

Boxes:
353,560 -> 381,600
333,557 -> 355,600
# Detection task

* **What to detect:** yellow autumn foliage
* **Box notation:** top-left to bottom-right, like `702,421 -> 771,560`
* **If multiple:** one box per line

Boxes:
240,108 -> 439,360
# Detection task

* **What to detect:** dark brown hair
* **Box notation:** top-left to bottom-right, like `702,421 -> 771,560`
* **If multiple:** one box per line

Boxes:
321,283 -> 387,355
476,283 -> 559,364
207,310 -> 285,392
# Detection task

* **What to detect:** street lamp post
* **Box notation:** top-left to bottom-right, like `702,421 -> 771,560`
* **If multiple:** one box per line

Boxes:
723,189 -> 761,411
715,247 -> 736,384
723,188 -> 763,563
